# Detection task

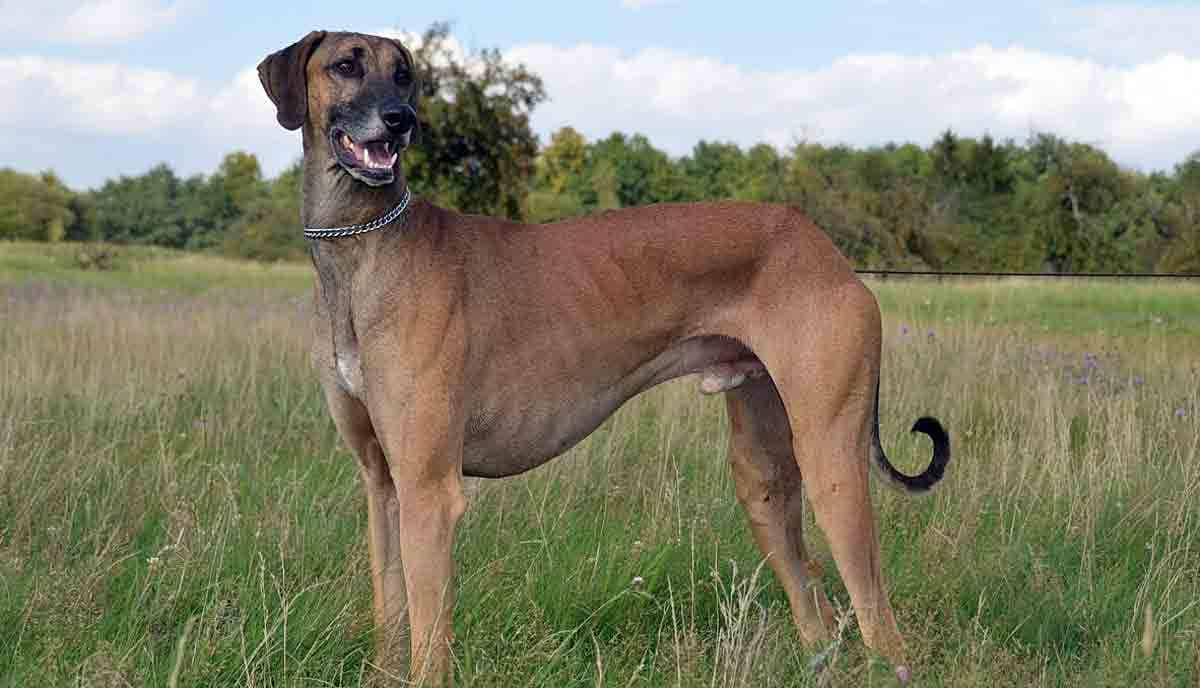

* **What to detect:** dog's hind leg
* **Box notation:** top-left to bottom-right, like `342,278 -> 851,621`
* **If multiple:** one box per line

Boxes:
322,383 -> 409,669
726,376 -> 836,646
760,284 -> 911,681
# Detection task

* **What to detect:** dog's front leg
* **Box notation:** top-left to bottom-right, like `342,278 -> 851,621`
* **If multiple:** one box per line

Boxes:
367,361 -> 468,686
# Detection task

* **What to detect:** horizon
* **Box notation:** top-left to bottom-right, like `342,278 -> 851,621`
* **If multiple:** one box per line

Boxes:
2,1 -> 1199,189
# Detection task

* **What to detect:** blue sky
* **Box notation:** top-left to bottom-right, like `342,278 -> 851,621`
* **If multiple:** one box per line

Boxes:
2,1 -> 1199,188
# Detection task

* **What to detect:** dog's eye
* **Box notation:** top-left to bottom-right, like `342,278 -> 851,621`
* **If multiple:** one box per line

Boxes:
333,60 -> 359,77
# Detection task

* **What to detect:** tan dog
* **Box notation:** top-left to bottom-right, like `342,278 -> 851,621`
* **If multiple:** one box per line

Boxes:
258,31 -> 950,685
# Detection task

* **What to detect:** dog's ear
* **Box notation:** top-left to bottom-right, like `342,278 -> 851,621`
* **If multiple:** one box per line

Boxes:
257,31 -> 327,131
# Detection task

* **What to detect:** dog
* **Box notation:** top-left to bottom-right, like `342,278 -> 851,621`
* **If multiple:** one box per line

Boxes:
258,30 -> 949,685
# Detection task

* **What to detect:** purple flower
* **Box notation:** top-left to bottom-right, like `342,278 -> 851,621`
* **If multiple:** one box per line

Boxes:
927,329 -> 935,339
900,324 -> 910,336
1133,376 -> 1144,386
1176,408 -> 1188,418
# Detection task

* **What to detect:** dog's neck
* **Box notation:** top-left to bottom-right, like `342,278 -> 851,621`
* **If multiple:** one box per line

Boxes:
299,128 -> 410,234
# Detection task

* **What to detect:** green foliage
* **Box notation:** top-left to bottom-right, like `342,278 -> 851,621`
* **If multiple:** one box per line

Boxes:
587,132 -> 688,207
680,140 -> 745,200
220,161 -> 305,262
1154,153 -> 1200,273
404,22 -> 546,219
213,151 -> 265,213
524,129 -> 1197,273
527,127 -> 589,222
0,168 -> 75,242
1020,135 -> 1148,272
5,21 -> 1199,274
86,163 -> 242,250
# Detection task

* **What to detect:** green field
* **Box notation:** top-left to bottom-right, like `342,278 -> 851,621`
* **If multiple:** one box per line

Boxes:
1,241 -> 1197,686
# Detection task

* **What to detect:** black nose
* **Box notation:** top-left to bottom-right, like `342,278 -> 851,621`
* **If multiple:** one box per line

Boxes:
382,104 -> 417,133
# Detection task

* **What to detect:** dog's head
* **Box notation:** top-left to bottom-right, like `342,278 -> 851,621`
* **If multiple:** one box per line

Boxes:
258,31 -> 419,187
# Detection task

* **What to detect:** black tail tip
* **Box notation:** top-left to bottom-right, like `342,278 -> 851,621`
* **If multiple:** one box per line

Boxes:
910,416 -> 946,439
910,415 -> 951,484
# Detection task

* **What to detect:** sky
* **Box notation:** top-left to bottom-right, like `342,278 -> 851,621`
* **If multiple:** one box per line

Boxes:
1,0 -> 1198,189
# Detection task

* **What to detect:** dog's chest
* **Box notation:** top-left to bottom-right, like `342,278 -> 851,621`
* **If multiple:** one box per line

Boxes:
310,243 -> 368,400
336,347 -> 365,399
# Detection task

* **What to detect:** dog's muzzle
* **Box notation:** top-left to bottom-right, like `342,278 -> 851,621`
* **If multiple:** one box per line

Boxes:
330,103 -> 416,187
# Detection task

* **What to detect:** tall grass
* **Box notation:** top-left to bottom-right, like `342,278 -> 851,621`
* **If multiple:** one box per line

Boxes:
0,256 -> 1197,686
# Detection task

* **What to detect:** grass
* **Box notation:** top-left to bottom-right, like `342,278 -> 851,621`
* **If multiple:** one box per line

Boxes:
1,241 -> 1197,686
0,241 -> 311,294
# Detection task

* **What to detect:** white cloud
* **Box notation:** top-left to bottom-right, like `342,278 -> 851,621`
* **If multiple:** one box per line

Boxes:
0,0 -> 186,44
507,42 -> 1200,171
1056,3 -> 1200,63
3,34 -> 1199,188
0,56 -> 201,135
372,27 -> 472,70
0,55 -> 298,186
621,0 -> 679,8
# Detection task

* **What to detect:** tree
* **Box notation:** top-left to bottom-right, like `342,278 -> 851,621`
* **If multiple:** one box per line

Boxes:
962,134 -> 1015,194
588,132 -> 684,208
680,140 -> 745,200
90,164 -> 186,246
404,22 -> 546,219
0,168 -> 76,242
527,127 -> 589,222
1023,136 -> 1142,272
538,127 -> 588,195
737,143 -> 787,202
221,160 -> 305,261
930,129 -> 965,186
212,151 -> 266,215
1156,152 -> 1200,272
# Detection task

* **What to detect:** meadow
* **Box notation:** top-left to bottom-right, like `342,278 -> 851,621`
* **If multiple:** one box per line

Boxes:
1,241 -> 1197,687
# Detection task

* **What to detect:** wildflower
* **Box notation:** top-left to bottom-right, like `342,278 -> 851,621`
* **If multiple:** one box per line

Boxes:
147,556 -> 162,568
631,575 -> 644,588
926,329 -> 935,339
900,324 -> 909,336
1133,376 -> 1144,386
1175,407 -> 1187,418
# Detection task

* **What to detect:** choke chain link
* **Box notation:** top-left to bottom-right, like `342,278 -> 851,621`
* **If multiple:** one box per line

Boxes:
303,187 -> 411,240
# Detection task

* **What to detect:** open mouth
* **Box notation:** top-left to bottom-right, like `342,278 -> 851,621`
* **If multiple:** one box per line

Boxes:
331,129 -> 398,185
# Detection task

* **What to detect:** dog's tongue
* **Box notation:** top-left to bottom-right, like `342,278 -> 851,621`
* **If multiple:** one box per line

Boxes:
360,141 -> 396,170
342,134 -> 396,170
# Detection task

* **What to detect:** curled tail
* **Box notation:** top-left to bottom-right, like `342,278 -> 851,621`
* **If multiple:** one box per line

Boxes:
870,381 -> 950,495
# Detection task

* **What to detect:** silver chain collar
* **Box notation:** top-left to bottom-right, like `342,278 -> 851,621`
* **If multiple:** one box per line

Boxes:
303,186 -> 412,240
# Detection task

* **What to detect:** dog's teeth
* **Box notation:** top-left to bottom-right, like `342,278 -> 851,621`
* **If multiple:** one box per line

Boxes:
388,152 -> 398,166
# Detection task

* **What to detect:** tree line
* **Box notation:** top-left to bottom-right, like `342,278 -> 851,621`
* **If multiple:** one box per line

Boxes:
2,23 -> 1197,273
